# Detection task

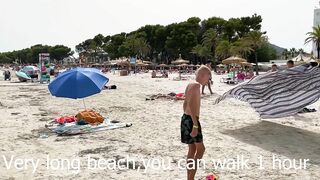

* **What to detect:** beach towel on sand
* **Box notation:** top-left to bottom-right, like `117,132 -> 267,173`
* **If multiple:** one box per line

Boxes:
47,119 -> 132,135
215,64 -> 320,118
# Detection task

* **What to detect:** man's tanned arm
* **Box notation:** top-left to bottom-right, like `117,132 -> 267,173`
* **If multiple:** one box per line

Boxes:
189,84 -> 200,126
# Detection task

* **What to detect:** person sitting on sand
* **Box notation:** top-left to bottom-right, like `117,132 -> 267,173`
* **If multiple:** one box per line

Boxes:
181,65 -> 210,180
3,70 -> 11,81
246,70 -> 254,79
151,70 -> 156,78
163,70 -> 169,78
152,70 -> 168,78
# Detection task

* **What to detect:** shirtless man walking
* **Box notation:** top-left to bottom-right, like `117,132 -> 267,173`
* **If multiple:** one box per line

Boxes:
181,65 -> 211,180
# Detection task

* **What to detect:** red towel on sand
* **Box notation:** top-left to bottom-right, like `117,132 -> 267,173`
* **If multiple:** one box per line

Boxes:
55,116 -> 77,124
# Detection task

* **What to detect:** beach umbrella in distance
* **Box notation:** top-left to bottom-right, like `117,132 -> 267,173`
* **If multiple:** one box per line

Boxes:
142,61 -> 152,64
240,62 -> 253,67
116,60 -> 130,66
179,63 -> 189,67
222,56 -> 247,65
158,63 -> 167,70
48,68 -> 109,108
172,59 -> 189,64
172,54 -> 189,65
136,62 -> 147,66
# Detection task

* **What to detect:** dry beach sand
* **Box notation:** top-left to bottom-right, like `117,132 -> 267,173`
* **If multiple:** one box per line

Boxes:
0,70 -> 320,179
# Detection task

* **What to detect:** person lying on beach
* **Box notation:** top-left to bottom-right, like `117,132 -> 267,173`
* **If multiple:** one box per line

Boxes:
181,65 -> 211,180
151,70 -> 168,78
104,85 -> 117,90
146,92 -> 185,101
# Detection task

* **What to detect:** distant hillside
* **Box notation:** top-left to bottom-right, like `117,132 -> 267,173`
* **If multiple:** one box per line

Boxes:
269,43 -> 286,56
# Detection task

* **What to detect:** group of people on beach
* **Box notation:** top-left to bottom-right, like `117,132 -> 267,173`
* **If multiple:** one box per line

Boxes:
270,60 -> 296,72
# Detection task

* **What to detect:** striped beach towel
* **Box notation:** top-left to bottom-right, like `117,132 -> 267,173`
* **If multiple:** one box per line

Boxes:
215,64 -> 320,118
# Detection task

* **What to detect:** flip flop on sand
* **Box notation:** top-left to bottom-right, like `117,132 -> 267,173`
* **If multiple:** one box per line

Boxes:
205,173 -> 218,180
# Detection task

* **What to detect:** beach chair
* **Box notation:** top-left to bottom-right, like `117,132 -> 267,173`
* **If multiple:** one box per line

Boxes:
220,72 -> 238,84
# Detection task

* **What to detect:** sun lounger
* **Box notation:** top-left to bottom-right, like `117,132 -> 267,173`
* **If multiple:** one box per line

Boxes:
220,73 -> 238,84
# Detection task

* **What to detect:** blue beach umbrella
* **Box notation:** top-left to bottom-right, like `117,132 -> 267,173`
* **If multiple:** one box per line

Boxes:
48,68 -> 109,107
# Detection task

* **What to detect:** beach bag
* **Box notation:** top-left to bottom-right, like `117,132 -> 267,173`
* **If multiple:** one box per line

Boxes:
76,109 -> 104,124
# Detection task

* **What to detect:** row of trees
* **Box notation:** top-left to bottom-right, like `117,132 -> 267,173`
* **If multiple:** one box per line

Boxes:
76,14 -> 277,73
305,25 -> 320,59
0,14 -> 279,72
0,45 -> 73,64
281,48 -> 305,60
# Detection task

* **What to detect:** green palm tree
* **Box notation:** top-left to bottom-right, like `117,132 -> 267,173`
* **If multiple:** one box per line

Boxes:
289,48 -> 297,58
125,36 -> 150,59
191,45 -> 203,64
202,29 -> 219,71
216,40 -> 233,60
298,48 -> 305,54
244,31 -> 268,75
305,25 -> 320,59
136,38 -> 150,58
230,39 -> 253,58
191,45 -> 211,64
282,49 -> 289,60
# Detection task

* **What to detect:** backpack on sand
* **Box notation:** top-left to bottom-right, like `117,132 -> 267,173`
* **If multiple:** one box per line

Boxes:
76,109 -> 104,124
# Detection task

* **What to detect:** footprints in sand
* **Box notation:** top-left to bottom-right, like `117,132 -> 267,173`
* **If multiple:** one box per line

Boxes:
108,106 -> 134,112
11,112 -> 21,115
29,98 -> 42,106
16,133 -> 38,140
78,146 -> 115,157
15,127 -> 52,141
33,108 -> 51,118
9,94 -> 33,99
38,117 -> 51,121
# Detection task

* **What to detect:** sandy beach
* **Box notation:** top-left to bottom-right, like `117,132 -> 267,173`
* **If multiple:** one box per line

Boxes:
0,70 -> 320,179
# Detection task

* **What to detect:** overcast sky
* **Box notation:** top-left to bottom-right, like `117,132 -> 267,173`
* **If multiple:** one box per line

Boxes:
0,0 -> 318,53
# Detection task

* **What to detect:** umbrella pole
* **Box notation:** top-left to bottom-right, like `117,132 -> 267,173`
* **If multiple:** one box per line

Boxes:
83,99 -> 87,110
